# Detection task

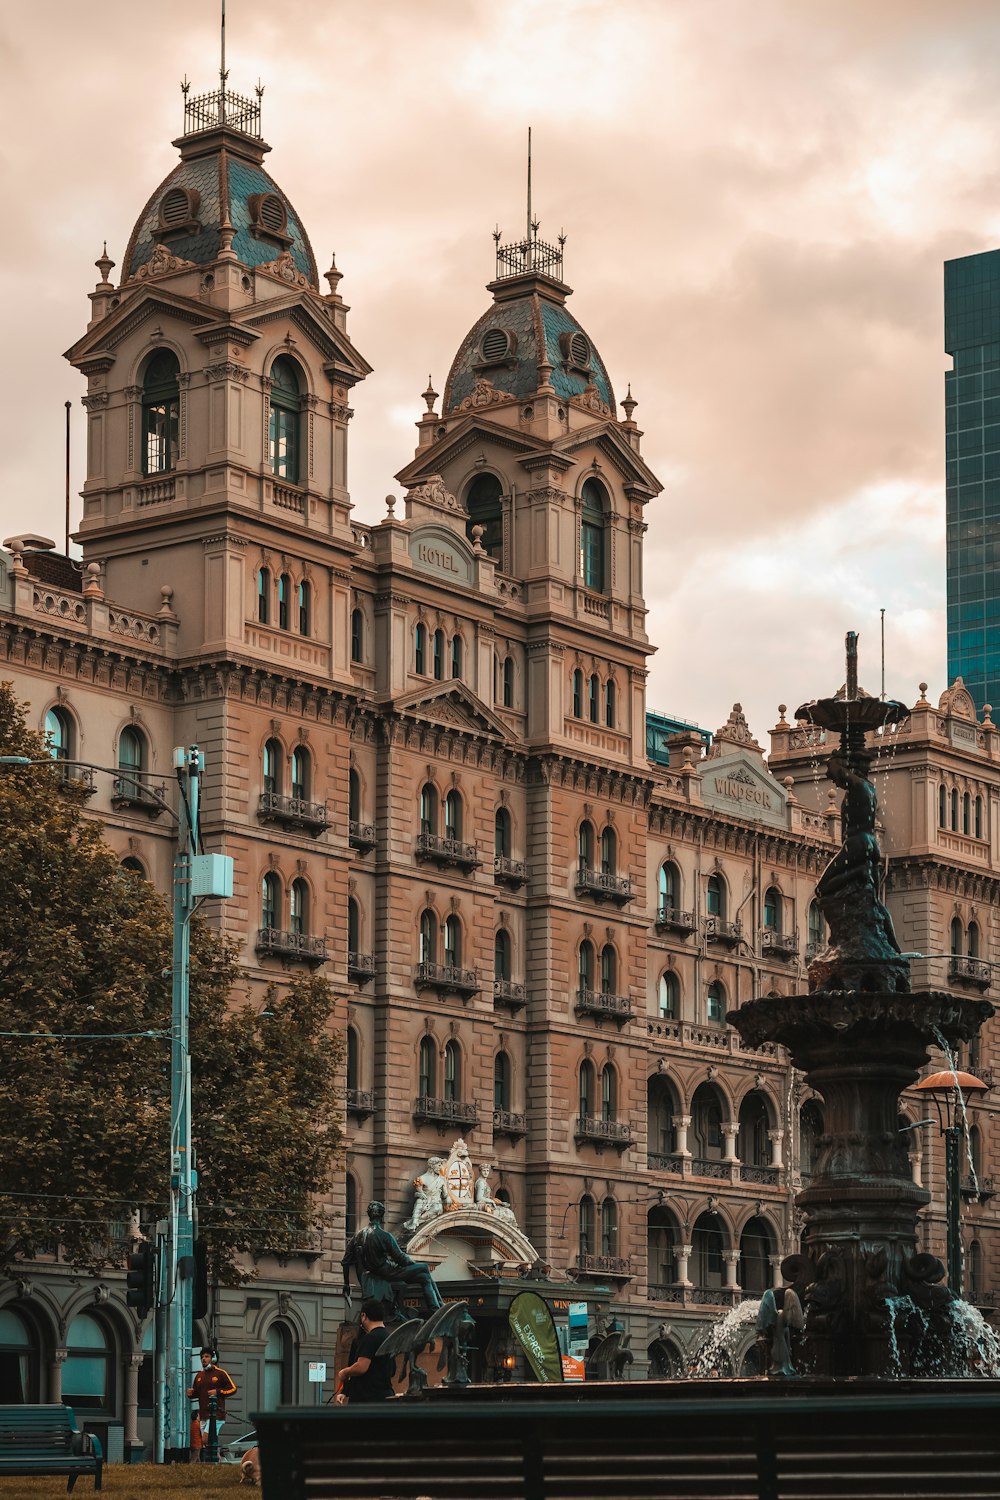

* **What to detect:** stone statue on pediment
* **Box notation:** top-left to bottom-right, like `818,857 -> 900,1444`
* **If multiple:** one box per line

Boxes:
403,1155 -> 448,1233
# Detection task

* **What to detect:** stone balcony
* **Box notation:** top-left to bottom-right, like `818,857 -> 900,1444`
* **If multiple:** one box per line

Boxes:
492,1108 -> 527,1140
493,855 -> 528,889
413,1096 -> 478,1130
949,956 -> 992,991
255,928 -> 328,966
704,915 -> 742,948
414,961 -> 480,998
574,1253 -> 632,1282
416,832 -> 481,872
493,979 -> 527,1013
346,1088 -> 376,1120
110,774 -> 168,817
655,906 -> 697,936
348,951 -> 375,984
760,929 -> 799,961
349,819 -> 377,853
575,989 -> 633,1025
575,865 -> 634,905
258,790 -> 328,835
575,1115 -> 633,1152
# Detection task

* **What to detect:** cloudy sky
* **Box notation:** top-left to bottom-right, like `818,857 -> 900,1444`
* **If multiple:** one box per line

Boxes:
3,0 -> 998,744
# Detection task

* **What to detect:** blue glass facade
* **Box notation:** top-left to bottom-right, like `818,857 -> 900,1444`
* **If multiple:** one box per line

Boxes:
944,248 -> 1000,711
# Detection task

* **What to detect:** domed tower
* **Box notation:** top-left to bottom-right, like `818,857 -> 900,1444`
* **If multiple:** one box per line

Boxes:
396,217 -> 662,760
65,73 -> 371,669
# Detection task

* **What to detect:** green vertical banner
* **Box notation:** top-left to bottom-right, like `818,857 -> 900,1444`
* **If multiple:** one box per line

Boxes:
508,1291 -> 565,1383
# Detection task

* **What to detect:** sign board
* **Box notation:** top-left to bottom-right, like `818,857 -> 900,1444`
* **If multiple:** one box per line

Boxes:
308,1362 -> 327,1383
509,1292 -> 564,1384
409,528 -> 473,585
699,750 -> 788,830
562,1354 -> 586,1382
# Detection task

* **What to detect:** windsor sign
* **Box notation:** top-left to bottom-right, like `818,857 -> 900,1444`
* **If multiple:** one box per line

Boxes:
700,752 -> 787,829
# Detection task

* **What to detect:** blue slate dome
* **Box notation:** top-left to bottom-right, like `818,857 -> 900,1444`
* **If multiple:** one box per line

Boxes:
122,93 -> 318,288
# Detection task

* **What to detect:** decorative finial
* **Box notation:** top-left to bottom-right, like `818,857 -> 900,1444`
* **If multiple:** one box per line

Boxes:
471,524 -> 485,554
256,78 -> 265,102
95,243 -> 115,286
916,682 -> 929,705
422,376 -> 438,415
493,224 -> 502,247
621,384 -> 637,422
385,494 -> 396,518
777,704 -> 788,727
531,216 -> 540,239
983,703 -> 994,726
324,253 -> 343,297
181,75 -> 191,98
558,228 -> 567,249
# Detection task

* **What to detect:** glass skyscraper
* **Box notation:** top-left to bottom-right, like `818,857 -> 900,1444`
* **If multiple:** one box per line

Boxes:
945,248 -> 1000,712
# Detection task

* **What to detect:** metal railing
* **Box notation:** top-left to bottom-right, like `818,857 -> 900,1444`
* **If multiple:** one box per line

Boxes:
346,1089 -> 375,1117
760,929 -> 799,959
655,906 -> 697,934
690,1156 -> 731,1180
492,1109 -> 526,1136
949,956 -> 992,988
575,1253 -> 632,1277
348,951 -> 375,982
255,928 -> 328,964
184,85 -> 262,138
493,979 -> 527,1010
258,791 -> 328,833
576,866 -> 633,904
495,234 -> 564,283
111,775 -> 168,815
349,819 -> 376,852
575,1115 -> 633,1147
647,1153 -> 684,1175
415,961 -> 480,996
416,832 -> 481,870
575,988 -> 633,1022
494,855 -> 528,886
704,915 -> 742,946
740,1164 -> 780,1186
413,1096 -> 478,1127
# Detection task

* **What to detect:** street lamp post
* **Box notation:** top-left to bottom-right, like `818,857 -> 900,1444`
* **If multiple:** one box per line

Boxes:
0,747 -> 232,1462
913,1068 -> 989,1297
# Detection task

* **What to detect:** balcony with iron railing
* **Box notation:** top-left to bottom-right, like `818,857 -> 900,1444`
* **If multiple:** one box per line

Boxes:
655,906 -> 697,936
704,915 -> 742,948
416,832 -> 481,872
494,855 -> 528,888
647,1153 -> 684,1176
492,1109 -> 527,1139
575,988 -> 633,1025
349,819 -> 376,853
258,790 -> 328,835
346,1089 -> 376,1119
574,1253 -> 632,1281
348,951 -> 375,984
413,1096 -> 479,1129
415,962 -> 480,998
255,928 -> 328,966
961,1175 -> 996,1201
949,956 -> 992,991
690,1156 -> 731,1181
111,774 -> 168,817
183,84 -> 262,139
760,929 -> 799,961
739,1163 -> 781,1187
576,866 -> 634,906
495,230 -> 565,284
493,979 -> 527,1012
575,1116 -> 633,1151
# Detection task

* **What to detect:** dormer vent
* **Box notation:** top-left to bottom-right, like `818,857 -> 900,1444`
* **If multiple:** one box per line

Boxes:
158,187 -> 201,237
249,192 -> 292,246
480,327 -> 515,364
561,330 -> 592,374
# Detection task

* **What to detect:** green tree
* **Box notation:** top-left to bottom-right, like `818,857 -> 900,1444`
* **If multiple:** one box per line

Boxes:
0,682 -> 342,1281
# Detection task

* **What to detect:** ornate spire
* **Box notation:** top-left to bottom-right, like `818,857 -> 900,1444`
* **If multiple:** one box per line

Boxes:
492,129 -> 566,284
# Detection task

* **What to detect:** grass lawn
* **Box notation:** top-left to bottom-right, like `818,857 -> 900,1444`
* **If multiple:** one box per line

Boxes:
0,1464 -> 243,1500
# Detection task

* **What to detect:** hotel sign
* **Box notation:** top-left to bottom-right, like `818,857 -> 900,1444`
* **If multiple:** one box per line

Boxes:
409,527 -> 473,584
701,751 -> 787,829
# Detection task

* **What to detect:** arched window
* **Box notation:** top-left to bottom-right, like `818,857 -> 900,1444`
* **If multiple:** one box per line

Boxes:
263,1323 -> 294,1410
951,788 -> 959,830
601,1197 -> 618,1257
0,1306 -> 38,1402
600,826 -> 616,874
419,909 -> 437,964
117,726 -> 145,797
939,784 -> 947,828
347,896 -> 360,954
268,356 -> 302,482
969,1123 -> 982,1179
419,783 -> 438,836
45,706 -> 72,761
605,679 -> 616,729
658,971 -> 679,1020
443,1039 -> 460,1101
289,878 -> 308,935
692,1211 -> 725,1290
258,567 -> 271,625
433,629 -> 445,681
502,655 -> 514,708
415,622 -> 427,675
451,635 -> 463,678
658,862 -> 679,917
349,768 -> 361,824
262,872 -> 281,930
351,609 -> 363,663
579,1194 -> 595,1259
647,1206 -> 679,1291
572,669 -> 584,718
578,939 -> 595,993
738,1091 -> 771,1168
63,1313 -> 112,1411
763,887 -> 781,932
418,1036 -> 435,1099
578,820 -> 595,870
580,477 -> 607,591
964,792 -> 971,836
579,1059 -> 596,1118
739,1216 -> 774,1296
445,789 -> 462,840
142,349 -> 179,475
298,580 -> 311,637
707,980 -> 726,1024
589,674 -> 600,723
951,916 -> 963,956
601,1063 -> 617,1121
968,921 -> 981,959
444,914 -> 462,967
976,796 -> 984,839
495,806 -> 511,858
278,572 -> 291,630
807,900 -> 824,951
494,928 -> 511,981
263,739 -> 282,796
121,856 -> 147,878
494,1051 -> 511,1111
692,1083 -> 725,1159
465,473 -> 503,560
706,873 -> 726,918
600,943 -> 617,994
291,746 -> 309,801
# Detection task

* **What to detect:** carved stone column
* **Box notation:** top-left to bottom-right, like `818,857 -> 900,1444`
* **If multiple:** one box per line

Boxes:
51,1348 -> 67,1403
769,1253 -> 783,1290
124,1351 -> 143,1448
722,1123 -> 739,1163
768,1129 -> 785,1169
723,1249 -> 740,1289
674,1115 -> 691,1156
676,1244 -> 693,1287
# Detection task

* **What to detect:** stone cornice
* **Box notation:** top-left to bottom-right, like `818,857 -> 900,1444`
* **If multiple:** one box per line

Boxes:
887,855 -> 1000,902
526,752 -> 653,807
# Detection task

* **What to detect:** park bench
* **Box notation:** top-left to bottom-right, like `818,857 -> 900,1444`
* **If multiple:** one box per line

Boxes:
254,1380 -> 1000,1500
0,1403 -> 103,1491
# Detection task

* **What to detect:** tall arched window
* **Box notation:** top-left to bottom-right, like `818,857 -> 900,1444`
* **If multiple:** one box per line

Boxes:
763,887 -> 781,932
444,914 -> 462,968
572,669 -> 584,717
258,567 -> 271,625
579,1059 -> 595,1118
62,1313 -> 112,1412
278,572 -> 291,630
494,928 -> 511,981
262,872 -> 281,930
347,896 -> 360,954
289,878 -> 308,935
951,788 -> 959,830
419,783 -> 438,835
600,826 -> 617,874
433,629 -> 445,681
939,784 -> 947,828
976,796 -> 984,839
969,1238 -> 983,1299
263,1323 -> 294,1410
601,1064 -> 617,1122
964,792 -> 971,835
502,656 -> 514,708
464,473 -> 503,560
579,1194 -> 595,1259
117,726 -> 145,796
601,1197 -> 618,1257
444,789 -> 462,840
45,706 -> 72,761
658,862 -> 679,917
600,943 -> 617,994
968,920 -> 981,958
578,939 -> 595,993
605,679 -> 616,728
418,1036 -> 435,1099
579,820 -> 595,870
142,349 -> 180,475
451,635 -> 463,678
951,916 -> 963,956
291,746 -> 309,801
0,1306 -> 38,1402
495,806 -> 511,858
298,580 -> 311,637
580,477 -> 607,591
707,873 -> 726,918
349,768 -> 361,824
589,673 -> 600,723
415,622 -> 427,675
494,1051 -> 511,1111
268,356 -> 302,482
351,608 -> 363,663
807,900 -> 824,951
658,970 -> 679,1020
443,1039 -> 460,1101
263,739 -> 282,796
419,909 -> 437,964
707,979 -> 726,1024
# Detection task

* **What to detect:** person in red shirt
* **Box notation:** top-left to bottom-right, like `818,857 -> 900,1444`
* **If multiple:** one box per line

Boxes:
187,1347 -> 237,1450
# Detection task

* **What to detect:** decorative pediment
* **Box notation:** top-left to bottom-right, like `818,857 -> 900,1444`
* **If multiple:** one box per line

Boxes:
129,243 -> 196,281
558,422 -> 662,496
396,413 -> 548,487
700,748 -> 788,830
453,376 -> 517,413
707,702 -> 763,757
391,682 -> 511,740
938,677 -> 978,722
64,285 -> 217,364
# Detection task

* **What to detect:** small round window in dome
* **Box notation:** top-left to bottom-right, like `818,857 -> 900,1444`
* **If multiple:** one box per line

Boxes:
259,195 -> 287,234
569,332 -> 591,369
157,186 -> 201,237
481,327 -> 511,363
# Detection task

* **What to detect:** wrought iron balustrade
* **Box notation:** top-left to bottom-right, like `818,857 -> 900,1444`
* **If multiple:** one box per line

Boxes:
346,1089 -> 376,1119
416,832 -> 481,871
575,988 -> 633,1024
415,962 -> 480,997
704,915 -> 742,947
492,1109 -> 527,1138
349,819 -> 376,853
493,855 -> 528,888
949,956 -> 992,990
760,928 -> 799,960
184,85 -> 262,138
111,775 -> 168,816
575,1253 -> 632,1279
493,979 -> 527,1011
258,790 -> 328,834
647,1284 -> 684,1303
576,865 -> 633,905
413,1096 -> 478,1128
575,1115 -> 633,1150
255,928 -> 328,966
739,1163 -> 780,1186
647,1153 -> 684,1175
655,905 -> 697,935
691,1286 -> 737,1307
348,951 -> 375,983
690,1156 -> 731,1180
961,1175 -> 995,1200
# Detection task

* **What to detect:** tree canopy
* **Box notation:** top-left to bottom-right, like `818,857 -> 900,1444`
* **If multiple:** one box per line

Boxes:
0,683 -> 342,1282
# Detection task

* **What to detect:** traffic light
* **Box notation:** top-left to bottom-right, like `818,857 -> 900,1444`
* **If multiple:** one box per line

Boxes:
125,1243 -> 155,1318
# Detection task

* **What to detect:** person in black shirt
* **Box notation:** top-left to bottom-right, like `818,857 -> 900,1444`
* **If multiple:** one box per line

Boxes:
334,1299 -> 395,1404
